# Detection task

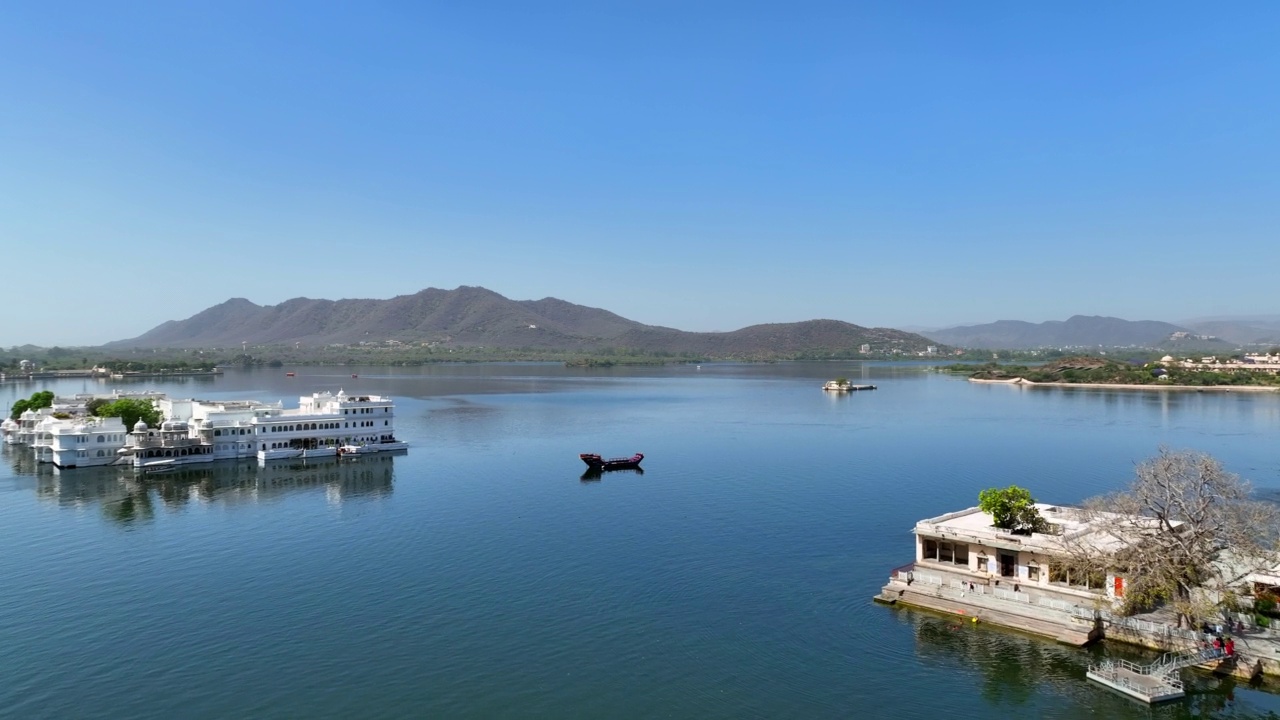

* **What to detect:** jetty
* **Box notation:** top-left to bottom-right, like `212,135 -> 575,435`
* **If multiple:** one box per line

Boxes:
1086,646 -> 1227,703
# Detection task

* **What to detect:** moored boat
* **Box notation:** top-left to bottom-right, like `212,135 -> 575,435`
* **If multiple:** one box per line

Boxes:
579,452 -> 644,470
823,380 -> 876,391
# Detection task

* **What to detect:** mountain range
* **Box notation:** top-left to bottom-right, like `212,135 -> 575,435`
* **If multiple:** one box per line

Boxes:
1176,318 -> 1280,346
105,288 -> 1280,355
920,315 -> 1246,350
107,286 -> 936,357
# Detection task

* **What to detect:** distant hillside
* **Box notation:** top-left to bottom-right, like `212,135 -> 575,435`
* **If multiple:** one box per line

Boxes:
106,286 -> 939,357
923,315 -> 1233,350
1182,319 -> 1280,346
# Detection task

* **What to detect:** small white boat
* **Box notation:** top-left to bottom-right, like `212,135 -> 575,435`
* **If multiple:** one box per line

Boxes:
823,380 -> 877,392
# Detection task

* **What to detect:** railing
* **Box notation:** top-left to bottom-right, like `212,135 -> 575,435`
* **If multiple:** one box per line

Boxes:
915,572 -> 944,586
1152,646 -> 1226,674
1038,597 -> 1077,613
1088,659 -> 1184,695
993,588 -> 1030,603
950,579 -> 986,594
1101,613 -> 1202,642
890,562 -> 915,582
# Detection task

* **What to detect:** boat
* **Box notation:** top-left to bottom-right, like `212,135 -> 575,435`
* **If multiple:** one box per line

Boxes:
579,452 -> 644,470
286,372 -> 296,377
823,380 -> 876,392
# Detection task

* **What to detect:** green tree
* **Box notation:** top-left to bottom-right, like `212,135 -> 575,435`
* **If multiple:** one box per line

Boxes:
84,397 -> 110,416
9,390 -> 55,420
94,398 -> 161,432
9,400 -> 29,420
978,485 -> 1047,533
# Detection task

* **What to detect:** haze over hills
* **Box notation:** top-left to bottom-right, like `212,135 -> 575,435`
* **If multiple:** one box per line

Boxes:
922,315 -> 1234,350
106,286 -> 937,357
1179,318 -> 1280,346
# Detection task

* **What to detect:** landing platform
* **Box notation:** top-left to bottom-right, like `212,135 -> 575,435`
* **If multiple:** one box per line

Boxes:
1086,666 -> 1183,703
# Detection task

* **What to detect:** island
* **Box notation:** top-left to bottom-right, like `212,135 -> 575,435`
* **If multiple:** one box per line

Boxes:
945,354 -> 1280,391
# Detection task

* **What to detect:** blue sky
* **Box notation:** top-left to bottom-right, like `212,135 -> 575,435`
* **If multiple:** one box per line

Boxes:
3,2 -> 1278,345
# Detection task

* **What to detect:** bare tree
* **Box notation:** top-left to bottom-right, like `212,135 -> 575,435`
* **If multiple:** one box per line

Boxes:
1070,448 -> 1280,627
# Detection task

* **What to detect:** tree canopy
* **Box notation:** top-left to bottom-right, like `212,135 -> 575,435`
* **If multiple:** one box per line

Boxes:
92,398 -> 161,432
978,485 -> 1047,534
1070,448 -> 1280,624
9,390 -> 55,420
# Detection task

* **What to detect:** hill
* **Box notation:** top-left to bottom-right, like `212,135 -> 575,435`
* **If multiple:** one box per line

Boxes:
1181,319 -> 1280,346
923,315 -> 1232,350
106,287 -> 938,358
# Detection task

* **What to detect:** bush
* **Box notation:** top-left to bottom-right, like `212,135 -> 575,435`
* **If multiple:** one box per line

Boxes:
1256,595 -> 1278,617
1256,615 -> 1271,628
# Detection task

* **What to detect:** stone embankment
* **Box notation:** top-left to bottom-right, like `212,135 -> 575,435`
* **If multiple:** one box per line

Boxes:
876,569 -> 1280,682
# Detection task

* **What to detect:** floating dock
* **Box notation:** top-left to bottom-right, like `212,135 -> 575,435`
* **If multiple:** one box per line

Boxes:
1086,647 -> 1226,703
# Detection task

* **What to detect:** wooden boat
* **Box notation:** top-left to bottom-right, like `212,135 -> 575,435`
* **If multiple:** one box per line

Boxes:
579,452 -> 644,470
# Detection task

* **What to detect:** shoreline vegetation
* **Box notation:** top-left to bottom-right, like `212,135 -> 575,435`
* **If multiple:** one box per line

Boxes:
968,377 -> 1280,392
0,349 -> 922,373
946,356 -> 1280,390
0,342 -> 1091,375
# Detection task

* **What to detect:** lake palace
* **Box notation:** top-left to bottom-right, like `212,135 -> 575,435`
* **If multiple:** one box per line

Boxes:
2,390 -> 408,469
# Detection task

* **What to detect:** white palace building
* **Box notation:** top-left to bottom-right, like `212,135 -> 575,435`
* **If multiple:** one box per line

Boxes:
125,390 -> 408,468
4,390 -> 408,469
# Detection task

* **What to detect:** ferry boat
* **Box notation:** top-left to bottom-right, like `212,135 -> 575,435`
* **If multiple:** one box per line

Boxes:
120,390 -> 409,468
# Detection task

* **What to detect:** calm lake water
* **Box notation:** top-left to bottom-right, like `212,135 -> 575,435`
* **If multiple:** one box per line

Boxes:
3,363 -> 1280,719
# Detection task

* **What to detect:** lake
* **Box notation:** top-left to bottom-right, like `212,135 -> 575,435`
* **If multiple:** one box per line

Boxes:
2,363 -> 1280,719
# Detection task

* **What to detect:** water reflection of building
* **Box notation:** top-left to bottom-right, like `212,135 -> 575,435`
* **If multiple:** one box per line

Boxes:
141,451 -> 400,504
28,451 -> 400,519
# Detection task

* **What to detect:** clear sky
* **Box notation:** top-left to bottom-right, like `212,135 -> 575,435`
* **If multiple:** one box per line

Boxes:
3,2 -> 1278,346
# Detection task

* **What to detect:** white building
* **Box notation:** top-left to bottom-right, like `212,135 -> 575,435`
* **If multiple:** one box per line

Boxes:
42,417 -> 130,468
123,390 -> 408,468
909,503 -> 1147,606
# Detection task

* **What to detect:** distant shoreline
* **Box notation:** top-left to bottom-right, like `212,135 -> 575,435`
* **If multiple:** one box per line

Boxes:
968,377 -> 1280,393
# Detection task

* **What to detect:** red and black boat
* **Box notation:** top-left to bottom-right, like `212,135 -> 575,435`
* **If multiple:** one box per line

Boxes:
579,452 -> 644,471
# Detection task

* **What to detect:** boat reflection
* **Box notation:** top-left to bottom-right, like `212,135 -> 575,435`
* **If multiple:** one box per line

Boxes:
26,451 -> 401,523
580,467 -> 644,482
